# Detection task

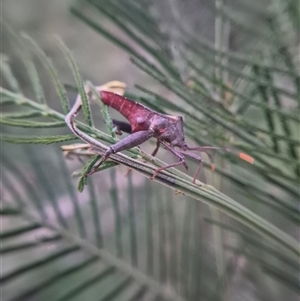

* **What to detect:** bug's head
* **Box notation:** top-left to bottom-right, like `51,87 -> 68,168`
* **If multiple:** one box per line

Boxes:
151,115 -> 187,148
170,116 -> 188,148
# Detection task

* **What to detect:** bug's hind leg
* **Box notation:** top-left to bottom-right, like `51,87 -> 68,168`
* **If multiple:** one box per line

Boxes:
88,130 -> 154,176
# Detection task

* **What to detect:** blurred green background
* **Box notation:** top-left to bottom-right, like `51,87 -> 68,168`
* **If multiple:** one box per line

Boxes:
1,0 -> 299,301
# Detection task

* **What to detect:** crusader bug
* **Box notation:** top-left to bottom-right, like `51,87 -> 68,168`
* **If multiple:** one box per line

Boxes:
65,86 -> 254,183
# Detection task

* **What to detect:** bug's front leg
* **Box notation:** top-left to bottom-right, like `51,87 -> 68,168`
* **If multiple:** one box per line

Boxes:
88,130 -> 154,175
180,151 -> 204,184
151,141 -> 161,157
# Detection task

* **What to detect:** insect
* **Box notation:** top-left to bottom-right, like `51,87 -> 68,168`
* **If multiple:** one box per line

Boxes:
65,85 -> 254,183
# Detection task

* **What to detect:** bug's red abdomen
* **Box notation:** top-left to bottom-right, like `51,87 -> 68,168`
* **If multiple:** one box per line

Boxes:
100,91 -> 154,132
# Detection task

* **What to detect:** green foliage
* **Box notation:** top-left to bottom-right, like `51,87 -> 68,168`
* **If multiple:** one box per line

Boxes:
0,134 -> 78,144
23,34 -> 70,113
1,1 -> 299,300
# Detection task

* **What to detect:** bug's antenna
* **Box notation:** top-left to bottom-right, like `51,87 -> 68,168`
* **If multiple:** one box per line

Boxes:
186,146 -> 254,165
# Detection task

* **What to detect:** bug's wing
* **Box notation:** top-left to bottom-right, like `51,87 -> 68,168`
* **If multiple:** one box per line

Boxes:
100,91 -> 155,132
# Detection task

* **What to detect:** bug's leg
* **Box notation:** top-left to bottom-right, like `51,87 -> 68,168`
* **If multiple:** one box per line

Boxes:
65,95 -> 106,151
138,141 -> 160,161
88,130 -> 154,175
88,149 -> 113,175
186,146 -> 221,167
65,98 -> 151,176
126,139 -> 160,177
151,141 -> 161,157
112,119 -> 132,135
151,142 -> 188,180
163,142 -> 188,171
151,158 -> 187,180
186,145 -> 224,170
180,151 -> 204,184
189,149 -> 215,171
